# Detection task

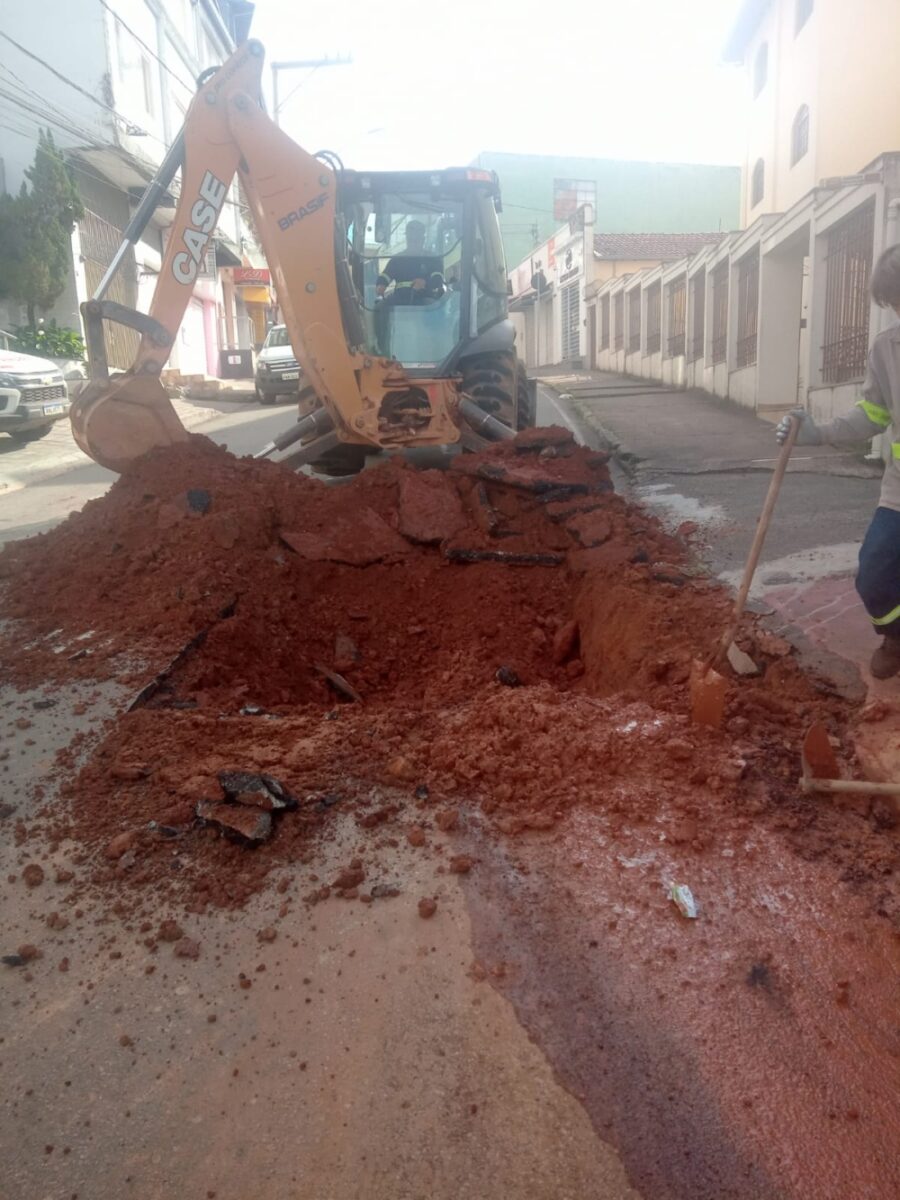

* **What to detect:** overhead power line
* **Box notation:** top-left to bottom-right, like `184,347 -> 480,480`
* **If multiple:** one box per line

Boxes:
0,30 -> 148,137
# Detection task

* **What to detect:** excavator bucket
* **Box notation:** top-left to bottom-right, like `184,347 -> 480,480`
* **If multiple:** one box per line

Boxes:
70,373 -> 190,474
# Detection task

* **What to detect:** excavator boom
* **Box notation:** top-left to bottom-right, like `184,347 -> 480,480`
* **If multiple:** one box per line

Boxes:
72,40 -> 489,474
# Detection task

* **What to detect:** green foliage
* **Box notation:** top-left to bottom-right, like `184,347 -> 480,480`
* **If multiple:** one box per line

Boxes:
11,321 -> 85,361
0,129 -> 84,327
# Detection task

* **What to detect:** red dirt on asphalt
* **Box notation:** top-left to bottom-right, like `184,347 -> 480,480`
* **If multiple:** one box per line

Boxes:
1,427 -> 897,1197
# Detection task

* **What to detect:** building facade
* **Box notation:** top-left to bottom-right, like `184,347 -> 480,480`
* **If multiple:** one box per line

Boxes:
0,0 -> 266,374
588,153 -> 900,443
510,228 -> 726,373
725,0 -> 900,228
514,0 -> 900,465
474,151 -> 740,271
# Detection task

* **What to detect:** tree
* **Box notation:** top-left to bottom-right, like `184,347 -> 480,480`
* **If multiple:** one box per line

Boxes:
0,129 -> 84,328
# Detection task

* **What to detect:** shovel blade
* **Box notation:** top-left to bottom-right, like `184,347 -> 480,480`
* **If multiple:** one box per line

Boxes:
802,722 -> 840,780
690,659 -> 727,728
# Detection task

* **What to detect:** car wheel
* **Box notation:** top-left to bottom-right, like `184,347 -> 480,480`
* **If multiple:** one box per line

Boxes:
8,424 -> 53,444
258,388 -> 275,406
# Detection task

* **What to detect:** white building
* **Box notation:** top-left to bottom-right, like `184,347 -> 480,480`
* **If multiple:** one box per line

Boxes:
0,0 -> 266,374
515,0 -> 900,449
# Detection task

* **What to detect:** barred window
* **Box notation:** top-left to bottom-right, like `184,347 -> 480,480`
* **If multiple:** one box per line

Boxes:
666,276 -> 686,358
628,287 -> 642,353
690,271 -> 706,362
791,105 -> 809,166
614,292 -> 624,351
711,260 -> 729,365
600,295 -> 610,350
735,248 -> 760,369
821,202 -> 875,384
645,283 -> 661,354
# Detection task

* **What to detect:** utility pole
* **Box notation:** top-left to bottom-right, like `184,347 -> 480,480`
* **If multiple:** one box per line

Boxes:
271,56 -> 352,128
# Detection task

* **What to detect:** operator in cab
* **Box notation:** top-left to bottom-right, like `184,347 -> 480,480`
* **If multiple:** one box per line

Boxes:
376,220 -> 444,305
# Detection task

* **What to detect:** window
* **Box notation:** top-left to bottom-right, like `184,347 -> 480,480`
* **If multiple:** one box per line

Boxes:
822,202 -> 875,383
711,261 -> 729,365
796,0 -> 813,33
751,159 -> 765,209
614,292 -> 624,351
628,287 -> 642,353
690,271 -> 705,361
791,105 -> 809,166
646,283 -> 661,354
666,276 -> 686,357
735,248 -> 760,368
753,42 -> 768,97
553,178 -> 595,222
600,295 -> 610,350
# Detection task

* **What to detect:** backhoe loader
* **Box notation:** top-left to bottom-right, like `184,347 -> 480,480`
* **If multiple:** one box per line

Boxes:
71,39 -> 534,476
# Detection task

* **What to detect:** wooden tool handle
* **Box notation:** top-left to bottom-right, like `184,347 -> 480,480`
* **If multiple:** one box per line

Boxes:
705,415 -> 800,672
801,777 -> 900,796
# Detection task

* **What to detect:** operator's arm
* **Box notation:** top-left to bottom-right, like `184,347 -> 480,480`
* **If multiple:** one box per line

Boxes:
376,258 -> 398,297
819,353 -> 892,443
776,347 -> 893,446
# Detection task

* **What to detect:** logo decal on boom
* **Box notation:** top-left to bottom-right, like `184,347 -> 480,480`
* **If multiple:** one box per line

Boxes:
278,192 -> 328,231
172,171 -> 228,285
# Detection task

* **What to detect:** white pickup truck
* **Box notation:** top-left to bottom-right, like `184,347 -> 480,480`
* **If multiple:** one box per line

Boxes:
0,331 -> 78,443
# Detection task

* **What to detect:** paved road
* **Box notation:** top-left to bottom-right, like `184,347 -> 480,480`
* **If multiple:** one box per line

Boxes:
0,397 -> 298,547
545,371 -> 883,589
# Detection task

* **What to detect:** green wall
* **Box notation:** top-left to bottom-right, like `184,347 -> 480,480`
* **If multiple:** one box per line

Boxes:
473,152 -> 741,269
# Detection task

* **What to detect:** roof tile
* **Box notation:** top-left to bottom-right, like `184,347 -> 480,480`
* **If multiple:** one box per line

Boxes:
593,232 -> 727,261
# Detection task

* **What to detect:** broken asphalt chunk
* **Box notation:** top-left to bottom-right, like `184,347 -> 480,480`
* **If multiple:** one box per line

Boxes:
445,548 -> 564,567
217,770 -> 298,812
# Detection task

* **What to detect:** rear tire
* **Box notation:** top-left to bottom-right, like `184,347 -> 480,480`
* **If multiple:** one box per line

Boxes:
8,424 -> 53,444
515,360 -> 535,430
460,350 -> 517,430
259,389 -> 276,406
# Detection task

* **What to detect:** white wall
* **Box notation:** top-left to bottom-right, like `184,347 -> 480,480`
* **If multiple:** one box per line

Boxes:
0,0 -> 112,195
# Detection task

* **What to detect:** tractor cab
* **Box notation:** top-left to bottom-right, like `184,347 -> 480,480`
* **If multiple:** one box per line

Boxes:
338,168 -> 510,374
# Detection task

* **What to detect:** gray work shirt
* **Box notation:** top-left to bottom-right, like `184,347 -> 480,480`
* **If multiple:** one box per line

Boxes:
820,323 -> 900,512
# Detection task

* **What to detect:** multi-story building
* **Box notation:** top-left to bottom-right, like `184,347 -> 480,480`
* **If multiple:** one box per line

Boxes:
554,0 -> 900,454
0,0 -> 266,374
725,0 -> 900,228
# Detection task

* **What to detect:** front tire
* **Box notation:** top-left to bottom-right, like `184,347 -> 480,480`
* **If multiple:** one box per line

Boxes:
8,424 -> 53,444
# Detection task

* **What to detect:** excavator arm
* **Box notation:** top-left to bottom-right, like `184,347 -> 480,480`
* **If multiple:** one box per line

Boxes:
72,40 -> 474,473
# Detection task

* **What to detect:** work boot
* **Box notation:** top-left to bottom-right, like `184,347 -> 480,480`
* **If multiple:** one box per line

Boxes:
870,633 -> 900,679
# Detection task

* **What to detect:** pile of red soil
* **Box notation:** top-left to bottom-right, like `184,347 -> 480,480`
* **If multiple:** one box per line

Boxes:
2,428 -> 894,918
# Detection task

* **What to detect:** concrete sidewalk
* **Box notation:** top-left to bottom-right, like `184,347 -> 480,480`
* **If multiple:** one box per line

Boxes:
547,370 -> 898,743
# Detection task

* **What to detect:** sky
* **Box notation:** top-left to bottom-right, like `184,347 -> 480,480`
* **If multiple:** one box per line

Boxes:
250,0 -> 748,172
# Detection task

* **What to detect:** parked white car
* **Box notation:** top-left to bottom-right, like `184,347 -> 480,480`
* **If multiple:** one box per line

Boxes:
0,335 -> 72,443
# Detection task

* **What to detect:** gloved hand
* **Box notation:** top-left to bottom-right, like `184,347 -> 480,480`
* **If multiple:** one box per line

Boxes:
775,407 -> 822,446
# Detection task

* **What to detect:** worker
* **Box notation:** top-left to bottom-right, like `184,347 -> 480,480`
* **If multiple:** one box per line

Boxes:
376,220 -> 444,305
776,243 -> 900,679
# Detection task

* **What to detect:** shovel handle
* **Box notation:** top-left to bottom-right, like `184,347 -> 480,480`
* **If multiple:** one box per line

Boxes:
801,777 -> 900,796
704,414 -> 800,673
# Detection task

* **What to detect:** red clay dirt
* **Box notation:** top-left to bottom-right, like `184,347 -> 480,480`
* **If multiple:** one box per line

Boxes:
1,427 -> 897,1196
